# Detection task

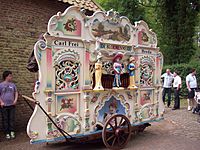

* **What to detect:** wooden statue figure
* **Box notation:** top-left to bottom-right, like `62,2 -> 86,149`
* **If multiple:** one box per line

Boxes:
128,56 -> 137,89
113,52 -> 124,89
93,54 -> 104,91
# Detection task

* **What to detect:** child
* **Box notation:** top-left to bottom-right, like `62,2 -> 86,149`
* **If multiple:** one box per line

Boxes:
0,71 -> 18,139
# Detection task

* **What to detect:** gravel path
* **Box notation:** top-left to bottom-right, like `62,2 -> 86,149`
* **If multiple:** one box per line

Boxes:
0,104 -> 199,150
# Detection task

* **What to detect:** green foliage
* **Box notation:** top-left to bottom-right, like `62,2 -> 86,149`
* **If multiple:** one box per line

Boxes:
157,0 -> 199,65
96,0 -> 145,23
96,0 -> 199,65
95,0 -> 162,48
162,63 -> 200,97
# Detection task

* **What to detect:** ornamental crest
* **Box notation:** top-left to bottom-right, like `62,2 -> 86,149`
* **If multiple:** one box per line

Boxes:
140,56 -> 154,87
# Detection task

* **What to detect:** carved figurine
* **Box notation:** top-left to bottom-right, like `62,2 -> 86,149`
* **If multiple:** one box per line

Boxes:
128,56 -> 137,89
93,53 -> 104,91
112,52 -> 124,89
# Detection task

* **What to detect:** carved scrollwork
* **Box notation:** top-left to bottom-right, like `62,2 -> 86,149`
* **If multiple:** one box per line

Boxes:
28,130 -> 39,139
102,61 -> 114,74
139,56 -> 155,87
54,49 -> 80,91
56,114 -> 81,134
38,40 -> 46,50
138,103 -> 156,121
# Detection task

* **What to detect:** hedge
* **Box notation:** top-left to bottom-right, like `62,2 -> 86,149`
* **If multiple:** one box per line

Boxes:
162,63 -> 200,98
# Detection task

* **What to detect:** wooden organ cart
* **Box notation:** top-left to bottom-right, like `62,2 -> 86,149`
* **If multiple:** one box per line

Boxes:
23,6 -> 165,149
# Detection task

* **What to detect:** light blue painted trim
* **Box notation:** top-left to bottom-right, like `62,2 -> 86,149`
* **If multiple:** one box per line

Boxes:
30,117 -> 164,144
132,117 -> 164,126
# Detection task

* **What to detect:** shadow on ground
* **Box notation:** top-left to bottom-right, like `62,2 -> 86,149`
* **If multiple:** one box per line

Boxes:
0,102 -> 200,150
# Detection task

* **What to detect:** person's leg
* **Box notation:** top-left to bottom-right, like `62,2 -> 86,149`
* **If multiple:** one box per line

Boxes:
162,88 -> 166,105
1,107 -> 10,139
173,89 -> 178,109
8,106 -> 16,138
177,89 -> 180,109
187,90 -> 193,111
187,99 -> 192,110
190,89 -> 197,112
167,88 -> 172,107
8,106 -> 15,133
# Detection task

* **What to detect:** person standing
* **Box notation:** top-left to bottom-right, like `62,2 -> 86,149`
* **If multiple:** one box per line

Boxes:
186,68 -> 197,111
161,69 -> 173,107
172,70 -> 182,110
0,71 -> 18,139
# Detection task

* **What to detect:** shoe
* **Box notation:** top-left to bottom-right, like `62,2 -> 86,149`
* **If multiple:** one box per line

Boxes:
10,132 -> 15,139
188,106 -> 192,111
172,108 -> 177,110
192,108 -> 196,114
6,134 -> 11,139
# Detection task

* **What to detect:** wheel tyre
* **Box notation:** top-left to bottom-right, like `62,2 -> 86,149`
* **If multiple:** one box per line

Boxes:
102,114 -> 132,149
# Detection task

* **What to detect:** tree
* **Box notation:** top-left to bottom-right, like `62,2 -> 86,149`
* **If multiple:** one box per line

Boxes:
96,0 -> 145,23
156,0 -> 199,65
96,0 -> 199,65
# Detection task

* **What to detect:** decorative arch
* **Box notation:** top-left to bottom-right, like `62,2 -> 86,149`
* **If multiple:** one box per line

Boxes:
135,20 -> 157,47
93,91 -> 130,126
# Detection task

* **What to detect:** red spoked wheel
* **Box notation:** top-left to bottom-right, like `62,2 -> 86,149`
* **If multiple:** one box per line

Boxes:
102,114 -> 132,149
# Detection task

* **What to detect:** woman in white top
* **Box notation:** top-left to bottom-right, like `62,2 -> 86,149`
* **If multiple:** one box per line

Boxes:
186,68 -> 197,111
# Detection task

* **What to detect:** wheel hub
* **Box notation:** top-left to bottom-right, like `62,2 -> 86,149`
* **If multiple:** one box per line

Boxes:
115,127 -> 124,137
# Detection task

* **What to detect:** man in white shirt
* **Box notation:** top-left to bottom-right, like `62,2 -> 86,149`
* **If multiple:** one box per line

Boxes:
161,69 -> 173,107
172,70 -> 182,110
186,68 -> 198,111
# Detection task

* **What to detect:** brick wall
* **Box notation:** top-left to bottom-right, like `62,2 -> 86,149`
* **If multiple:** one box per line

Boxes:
0,0 -> 69,132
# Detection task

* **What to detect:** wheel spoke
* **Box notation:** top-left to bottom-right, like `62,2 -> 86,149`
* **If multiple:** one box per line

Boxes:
117,136 -> 121,146
112,137 -> 117,147
118,135 -> 127,146
123,120 -> 128,126
121,134 -> 127,142
103,115 -> 131,149
108,122 -> 115,131
107,134 -> 115,142
114,117 -> 118,127
119,117 -> 124,126
107,130 -> 114,133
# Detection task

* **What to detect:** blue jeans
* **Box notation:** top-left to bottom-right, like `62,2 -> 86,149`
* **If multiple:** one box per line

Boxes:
1,105 -> 16,134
